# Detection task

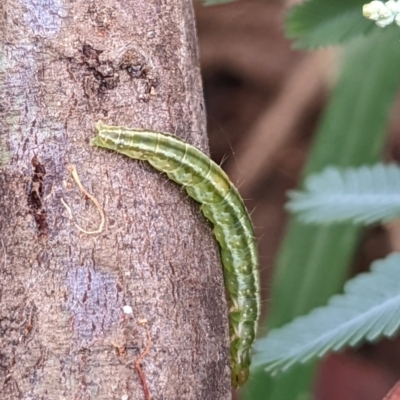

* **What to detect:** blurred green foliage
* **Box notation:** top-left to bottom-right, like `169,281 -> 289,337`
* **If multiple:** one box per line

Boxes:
243,26 -> 400,400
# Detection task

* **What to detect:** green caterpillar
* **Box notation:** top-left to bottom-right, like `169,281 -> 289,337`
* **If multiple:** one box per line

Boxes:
91,122 -> 260,387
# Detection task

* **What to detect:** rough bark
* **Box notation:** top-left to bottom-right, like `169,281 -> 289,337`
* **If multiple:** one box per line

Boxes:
0,1 -> 231,399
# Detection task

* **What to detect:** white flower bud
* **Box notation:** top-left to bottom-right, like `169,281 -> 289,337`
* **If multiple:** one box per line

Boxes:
386,0 -> 400,13
363,0 -> 400,27
363,1 -> 390,20
375,14 -> 395,26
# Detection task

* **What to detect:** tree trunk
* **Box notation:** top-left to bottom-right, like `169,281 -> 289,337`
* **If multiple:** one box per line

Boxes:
0,1 -> 231,399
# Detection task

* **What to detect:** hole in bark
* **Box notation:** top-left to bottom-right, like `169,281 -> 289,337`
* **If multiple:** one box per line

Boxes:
28,156 -> 47,237
82,43 -> 102,66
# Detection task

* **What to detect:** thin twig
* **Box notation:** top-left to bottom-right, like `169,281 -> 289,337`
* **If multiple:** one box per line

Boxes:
383,380 -> 400,400
386,219 -> 400,252
60,198 -> 73,219
135,320 -> 152,400
61,165 -> 105,235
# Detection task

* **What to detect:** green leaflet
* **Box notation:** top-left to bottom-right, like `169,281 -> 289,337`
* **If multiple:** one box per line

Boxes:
243,25 -> 400,400
285,0 -> 377,49
287,164 -> 400,224
200,0 -> 238,5
254,252 -> 400,373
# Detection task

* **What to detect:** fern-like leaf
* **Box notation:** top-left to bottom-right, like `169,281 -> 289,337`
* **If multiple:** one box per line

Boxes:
286,0 -> 377,49
253,253 -> 400,373
287,164 -> 400,224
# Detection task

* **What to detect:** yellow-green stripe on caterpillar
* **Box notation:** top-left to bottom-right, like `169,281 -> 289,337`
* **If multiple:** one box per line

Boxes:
91,122 -> 260,387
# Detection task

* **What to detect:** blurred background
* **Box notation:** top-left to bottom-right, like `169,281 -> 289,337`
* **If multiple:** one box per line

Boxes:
194,1 -> 400,399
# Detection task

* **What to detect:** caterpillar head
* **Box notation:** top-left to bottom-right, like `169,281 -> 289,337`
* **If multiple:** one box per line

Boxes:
90,122 -> 119,150
231,365 -> 249,388
91,122 -> 151,160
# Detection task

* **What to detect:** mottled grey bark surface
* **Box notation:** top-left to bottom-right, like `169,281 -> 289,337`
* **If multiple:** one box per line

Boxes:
0,1 -> 231,399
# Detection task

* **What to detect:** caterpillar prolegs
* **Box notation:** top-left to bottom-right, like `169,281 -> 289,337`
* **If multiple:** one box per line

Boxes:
91,122 -> 260,388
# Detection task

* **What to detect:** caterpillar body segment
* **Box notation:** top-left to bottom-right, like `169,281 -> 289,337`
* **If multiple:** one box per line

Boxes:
91,122 -> 260,387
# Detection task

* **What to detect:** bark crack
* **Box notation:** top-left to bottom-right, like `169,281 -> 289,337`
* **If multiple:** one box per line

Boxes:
28,156 -> 47,237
